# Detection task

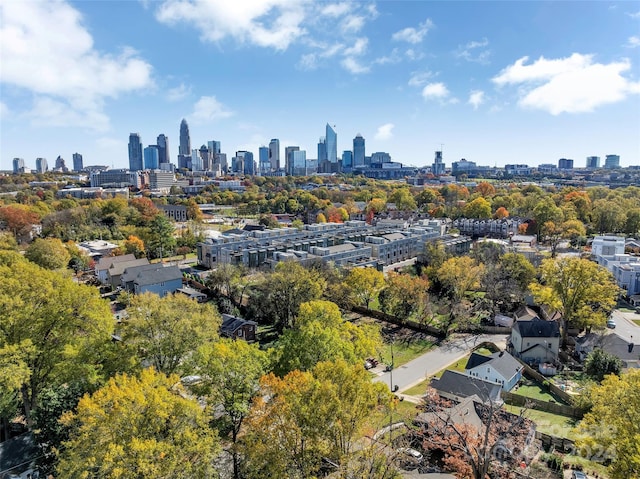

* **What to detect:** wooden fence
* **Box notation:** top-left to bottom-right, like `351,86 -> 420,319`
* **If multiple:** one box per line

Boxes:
350,306 -> 446,338
501,391 -> 583,419
518,361 -> 575,405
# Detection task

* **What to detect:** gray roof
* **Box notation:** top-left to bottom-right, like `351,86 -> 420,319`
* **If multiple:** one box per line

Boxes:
220,314 -> 257,336
120,262 -> 159,284
430,370 -> 502,404
415,395 -> 484,430
465,351 -> 523,381
513,318 -> 560,338
0,432 -> 39,474
95,253 -> 136,271
514,305 -> 539,322
133,265 -> 182,287
108,258 -> 150,277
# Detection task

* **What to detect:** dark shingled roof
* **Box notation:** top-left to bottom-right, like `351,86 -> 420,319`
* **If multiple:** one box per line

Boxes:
513,318 -> 560,338
0,432 -> 39,475
220,314 -> 257,336
132,265 -> 182,287
430,370 -> 502,404
466,351 -> 523,381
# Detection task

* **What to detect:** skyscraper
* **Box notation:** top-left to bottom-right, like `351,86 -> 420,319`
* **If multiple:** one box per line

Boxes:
55,155 -> 68,172
325,123 -> 337,163
179,119 -> 191,155
605,154 -> 620,169
285,146 -> 299,176
208,140 -> 221,155
144,145 -> 160,170
268,139 -> 280,171
259,146 -> 269,175
432,150 -> 445,175
317,137 -> 326,163
558,158 -> 574,170
199,145 -> 211,171
157,134 -> 170,165
290,150 -> 307,176
586,156 -> 600,168
35,157 -> 48,173
12,158 -> 25,174
353,134 -> 365,167
128,133 -> 143,171
72,153 -> 83,172
342,151 -> 353,169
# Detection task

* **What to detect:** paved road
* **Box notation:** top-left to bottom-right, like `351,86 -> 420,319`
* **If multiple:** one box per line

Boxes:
610,308 -> 640,343
373,334 -> 509,393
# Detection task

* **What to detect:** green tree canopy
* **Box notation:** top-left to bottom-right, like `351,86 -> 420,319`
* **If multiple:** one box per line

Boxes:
530,257 -> 619,344
584,348 -> 624,382
346,267 -> 385,309
25,237 -> 71,270
57,368 -> 220,479
122,292 -> 221,375
147,213 -> 176,259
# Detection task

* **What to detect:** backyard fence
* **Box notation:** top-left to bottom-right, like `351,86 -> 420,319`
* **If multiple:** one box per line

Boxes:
501,391 -> 583,419
518,361 -> 575,405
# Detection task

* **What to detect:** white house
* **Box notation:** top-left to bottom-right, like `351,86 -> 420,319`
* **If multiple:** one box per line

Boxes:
465,351 -> 524,392
510,315 -> 560,364
592,235 -> 625,257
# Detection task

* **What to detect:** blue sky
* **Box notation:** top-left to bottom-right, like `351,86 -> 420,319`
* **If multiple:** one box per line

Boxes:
1,0 -> 639,170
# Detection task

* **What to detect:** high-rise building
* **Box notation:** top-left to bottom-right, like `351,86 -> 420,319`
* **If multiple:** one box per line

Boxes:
259,146 -> 269,175
157,134 -> 170,165
605,154 -> 620,169
558,158 -> 574,170
325,123 -> 337,163
55,155 -> 68,172
290,150 -> 307,176
179,119 -> 191,156
128,133 -> 143,171
35,157 -> 48,173
586,156 -> 600,168
72,153 -> 83,172
342,151 -> 353,169
191,149 -> 202,171
371,152 -> 391,164
317,137 -> 326,163
12,158 -> 25,174
268,139 -> 280,171
285,146 -> 300,176
432,150 -> 445,175
208,140 -> 221,155
144,145 -> 160,170
353,134 -> 365,167
243,152 -> 255,176
199,145 -> 212,171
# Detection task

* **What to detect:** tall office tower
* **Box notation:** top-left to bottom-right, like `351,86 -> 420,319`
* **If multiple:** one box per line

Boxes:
191,149 -> 202,171
179,119 -> 191,156
199,145 -> 211,171
144,145 -> 160,170
290,150 -> 307,176
268,138 -> 280,171
128,133 -> 143,171
35,157 -> 48,173
242,151 -> 255,175
371,152 -> 391,164
12,158 -> 25,174
317,137 -> 327,163
342,150 -> 353,169
605,154 -> 620,169
586,156 -> 600,168
208,140 -> 221,155
432,150 -> 445,175
558,158 -> 574,170
353,134 -> 365,167
325,123 -> 337,163
157,134 -> 170,165
284,146 -> 299,176
72,153 -> 83,172
55,155 -> 68,172
259,146 -> 269,175
217,153 -> 228,174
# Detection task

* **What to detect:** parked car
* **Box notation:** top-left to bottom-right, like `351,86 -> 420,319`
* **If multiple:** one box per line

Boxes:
607,318 -> 616,328
397,447 -> 423,462
571,471 -> 587,479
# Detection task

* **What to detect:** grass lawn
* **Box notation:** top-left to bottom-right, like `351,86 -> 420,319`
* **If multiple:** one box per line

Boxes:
380,339 -> 435,368
562,455 -> 611,479
362,400 -> 419,440
504,404 -> 578,439
634,319 -> 640,327
516,382 -> 569,405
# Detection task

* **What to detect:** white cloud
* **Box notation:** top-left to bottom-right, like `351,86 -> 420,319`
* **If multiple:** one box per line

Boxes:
422,82 -> 450,100
626,36 -> 640,48
492,53 -> 640,114
408,71 -> 434,87
344,37 -> 368,56
167,83 -> 191,101
392,18 -> 433,44
297,53 -> 319,71
405,49 -> 424,61
341,57 -> 370,74
374,123 -> 394,140
190,96 -> 234,123
321,3 -> 351,17
374,49 -> 401,65
156,0 -> 307,51
456,38 -> 491,64
468,90 -> 485,110
627,10 -> 640,19
341,15 -> 365,33
0,0 -> 153,131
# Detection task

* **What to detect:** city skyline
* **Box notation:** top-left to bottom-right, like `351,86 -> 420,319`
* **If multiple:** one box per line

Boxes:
1,1 -> 639,170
